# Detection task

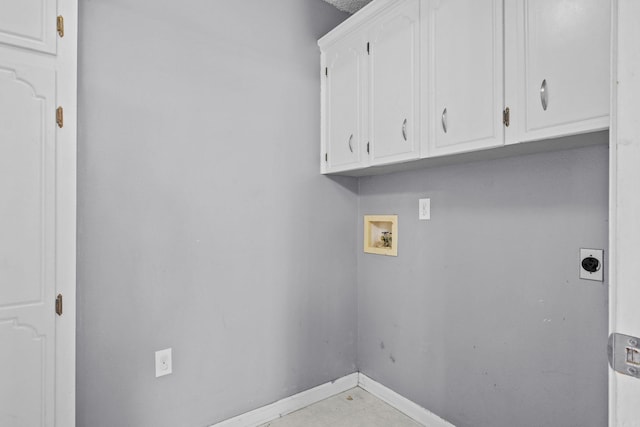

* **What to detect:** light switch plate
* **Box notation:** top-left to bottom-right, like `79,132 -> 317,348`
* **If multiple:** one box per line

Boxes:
580,248 -> 604,281
155,348 -> 172,377
419,198 -> 430,220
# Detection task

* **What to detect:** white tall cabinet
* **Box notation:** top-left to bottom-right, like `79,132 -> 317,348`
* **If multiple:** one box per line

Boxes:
0,1 -> 77,426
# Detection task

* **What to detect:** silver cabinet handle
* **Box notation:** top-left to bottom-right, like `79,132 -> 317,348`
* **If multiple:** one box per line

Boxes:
402,119 -> 408,141
540,79 -> 548,111
348,134 -> 354,153
441,108 -> 448,133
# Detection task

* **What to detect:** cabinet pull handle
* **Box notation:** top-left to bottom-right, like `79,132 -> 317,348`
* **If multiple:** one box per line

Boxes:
402,119 -> 408,141
348,134 -> 354,153
540,79 -> 548,111
441,108 -> 448,133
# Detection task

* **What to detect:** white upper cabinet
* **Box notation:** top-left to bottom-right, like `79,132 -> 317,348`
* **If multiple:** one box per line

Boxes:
505,0 -> 610,144
321,32 -> 368,173
368,0 -> 420,165
426,0 -> 504,156
318,0 -> 610,175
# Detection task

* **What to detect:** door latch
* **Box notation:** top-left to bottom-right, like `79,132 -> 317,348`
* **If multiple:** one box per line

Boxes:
609,333 -> 640,378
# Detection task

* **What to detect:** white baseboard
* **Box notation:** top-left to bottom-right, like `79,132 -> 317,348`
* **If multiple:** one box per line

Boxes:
358,373 -> 455,427
210,373 -> 359,427
210,371 -> 455,427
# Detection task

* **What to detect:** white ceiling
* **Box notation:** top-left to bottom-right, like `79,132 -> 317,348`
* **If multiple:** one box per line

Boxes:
322,0 -> 373,14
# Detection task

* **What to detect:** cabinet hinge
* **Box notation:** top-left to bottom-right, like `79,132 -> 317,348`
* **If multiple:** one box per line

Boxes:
325,67 -> 328,77
367,142 -> 370,154
55,294 -> 63,316
57,15 -> 64,38
503,107 -> 510,127
325,153 -> 328,162
56,106 -> 64,128
367,42 -> 370,55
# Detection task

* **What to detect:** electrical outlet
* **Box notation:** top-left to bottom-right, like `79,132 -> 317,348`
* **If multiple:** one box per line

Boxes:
155,348 -> 172,377
419,198 -> 431,220
580,248 -> 604,282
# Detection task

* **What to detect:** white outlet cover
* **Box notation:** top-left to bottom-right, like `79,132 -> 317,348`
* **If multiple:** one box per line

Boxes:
580,248 -> 604,282
419,198 -> 431,220
155,348 -> 172,377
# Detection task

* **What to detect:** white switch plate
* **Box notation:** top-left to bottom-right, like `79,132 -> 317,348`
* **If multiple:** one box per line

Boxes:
580,248 -> 604,282
155,348 -> 172,377
419,198 -> 431,220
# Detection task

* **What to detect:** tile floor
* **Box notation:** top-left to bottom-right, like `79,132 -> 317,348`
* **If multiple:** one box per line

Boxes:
258,387 -> 423,427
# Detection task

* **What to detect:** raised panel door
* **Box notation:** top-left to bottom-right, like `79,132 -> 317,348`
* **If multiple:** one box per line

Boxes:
428,0 -> 503,156
369,0 -> 420,165
0,54 -> 57,427
323,33 -> 367,173
506,0 -> 610,143
0,0 -> 57,54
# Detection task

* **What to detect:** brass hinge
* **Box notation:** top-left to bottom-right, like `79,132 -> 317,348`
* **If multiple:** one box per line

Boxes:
325,153 -> 328,162
57,15 -> 64,38
55,294 -> 63,316
503,107 -> 510,127
56,106 -> 64,128
367,142 -> 370,154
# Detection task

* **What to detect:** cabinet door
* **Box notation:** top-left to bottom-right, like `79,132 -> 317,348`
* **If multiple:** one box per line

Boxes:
0,49 -> 57,427
428,0 -> 504,156
0,1 -> 76,426
322,33 -> 367,173
506,0 -> 610,143
369,0 -> 420,165
0,0 -> 58,53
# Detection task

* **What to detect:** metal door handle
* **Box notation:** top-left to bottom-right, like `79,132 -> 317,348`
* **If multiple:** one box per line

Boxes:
348,134 -> 354,153
442,108 -> 448,133
540,79 -> 548,111
402,119 -> 408,141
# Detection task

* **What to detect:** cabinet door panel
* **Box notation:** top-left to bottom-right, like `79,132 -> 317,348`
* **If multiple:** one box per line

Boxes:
369,0 -> 420,165
324,34 -> 366,173
429,0 -> 503,156
0,53 -> 57,427
511,0 -> 610,142
0,0 -> 57,54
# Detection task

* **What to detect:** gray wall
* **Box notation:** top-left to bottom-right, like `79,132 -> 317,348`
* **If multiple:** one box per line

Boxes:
78,1 -> 609,425
357,142 -> 609,427
76,1 -> 354,426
